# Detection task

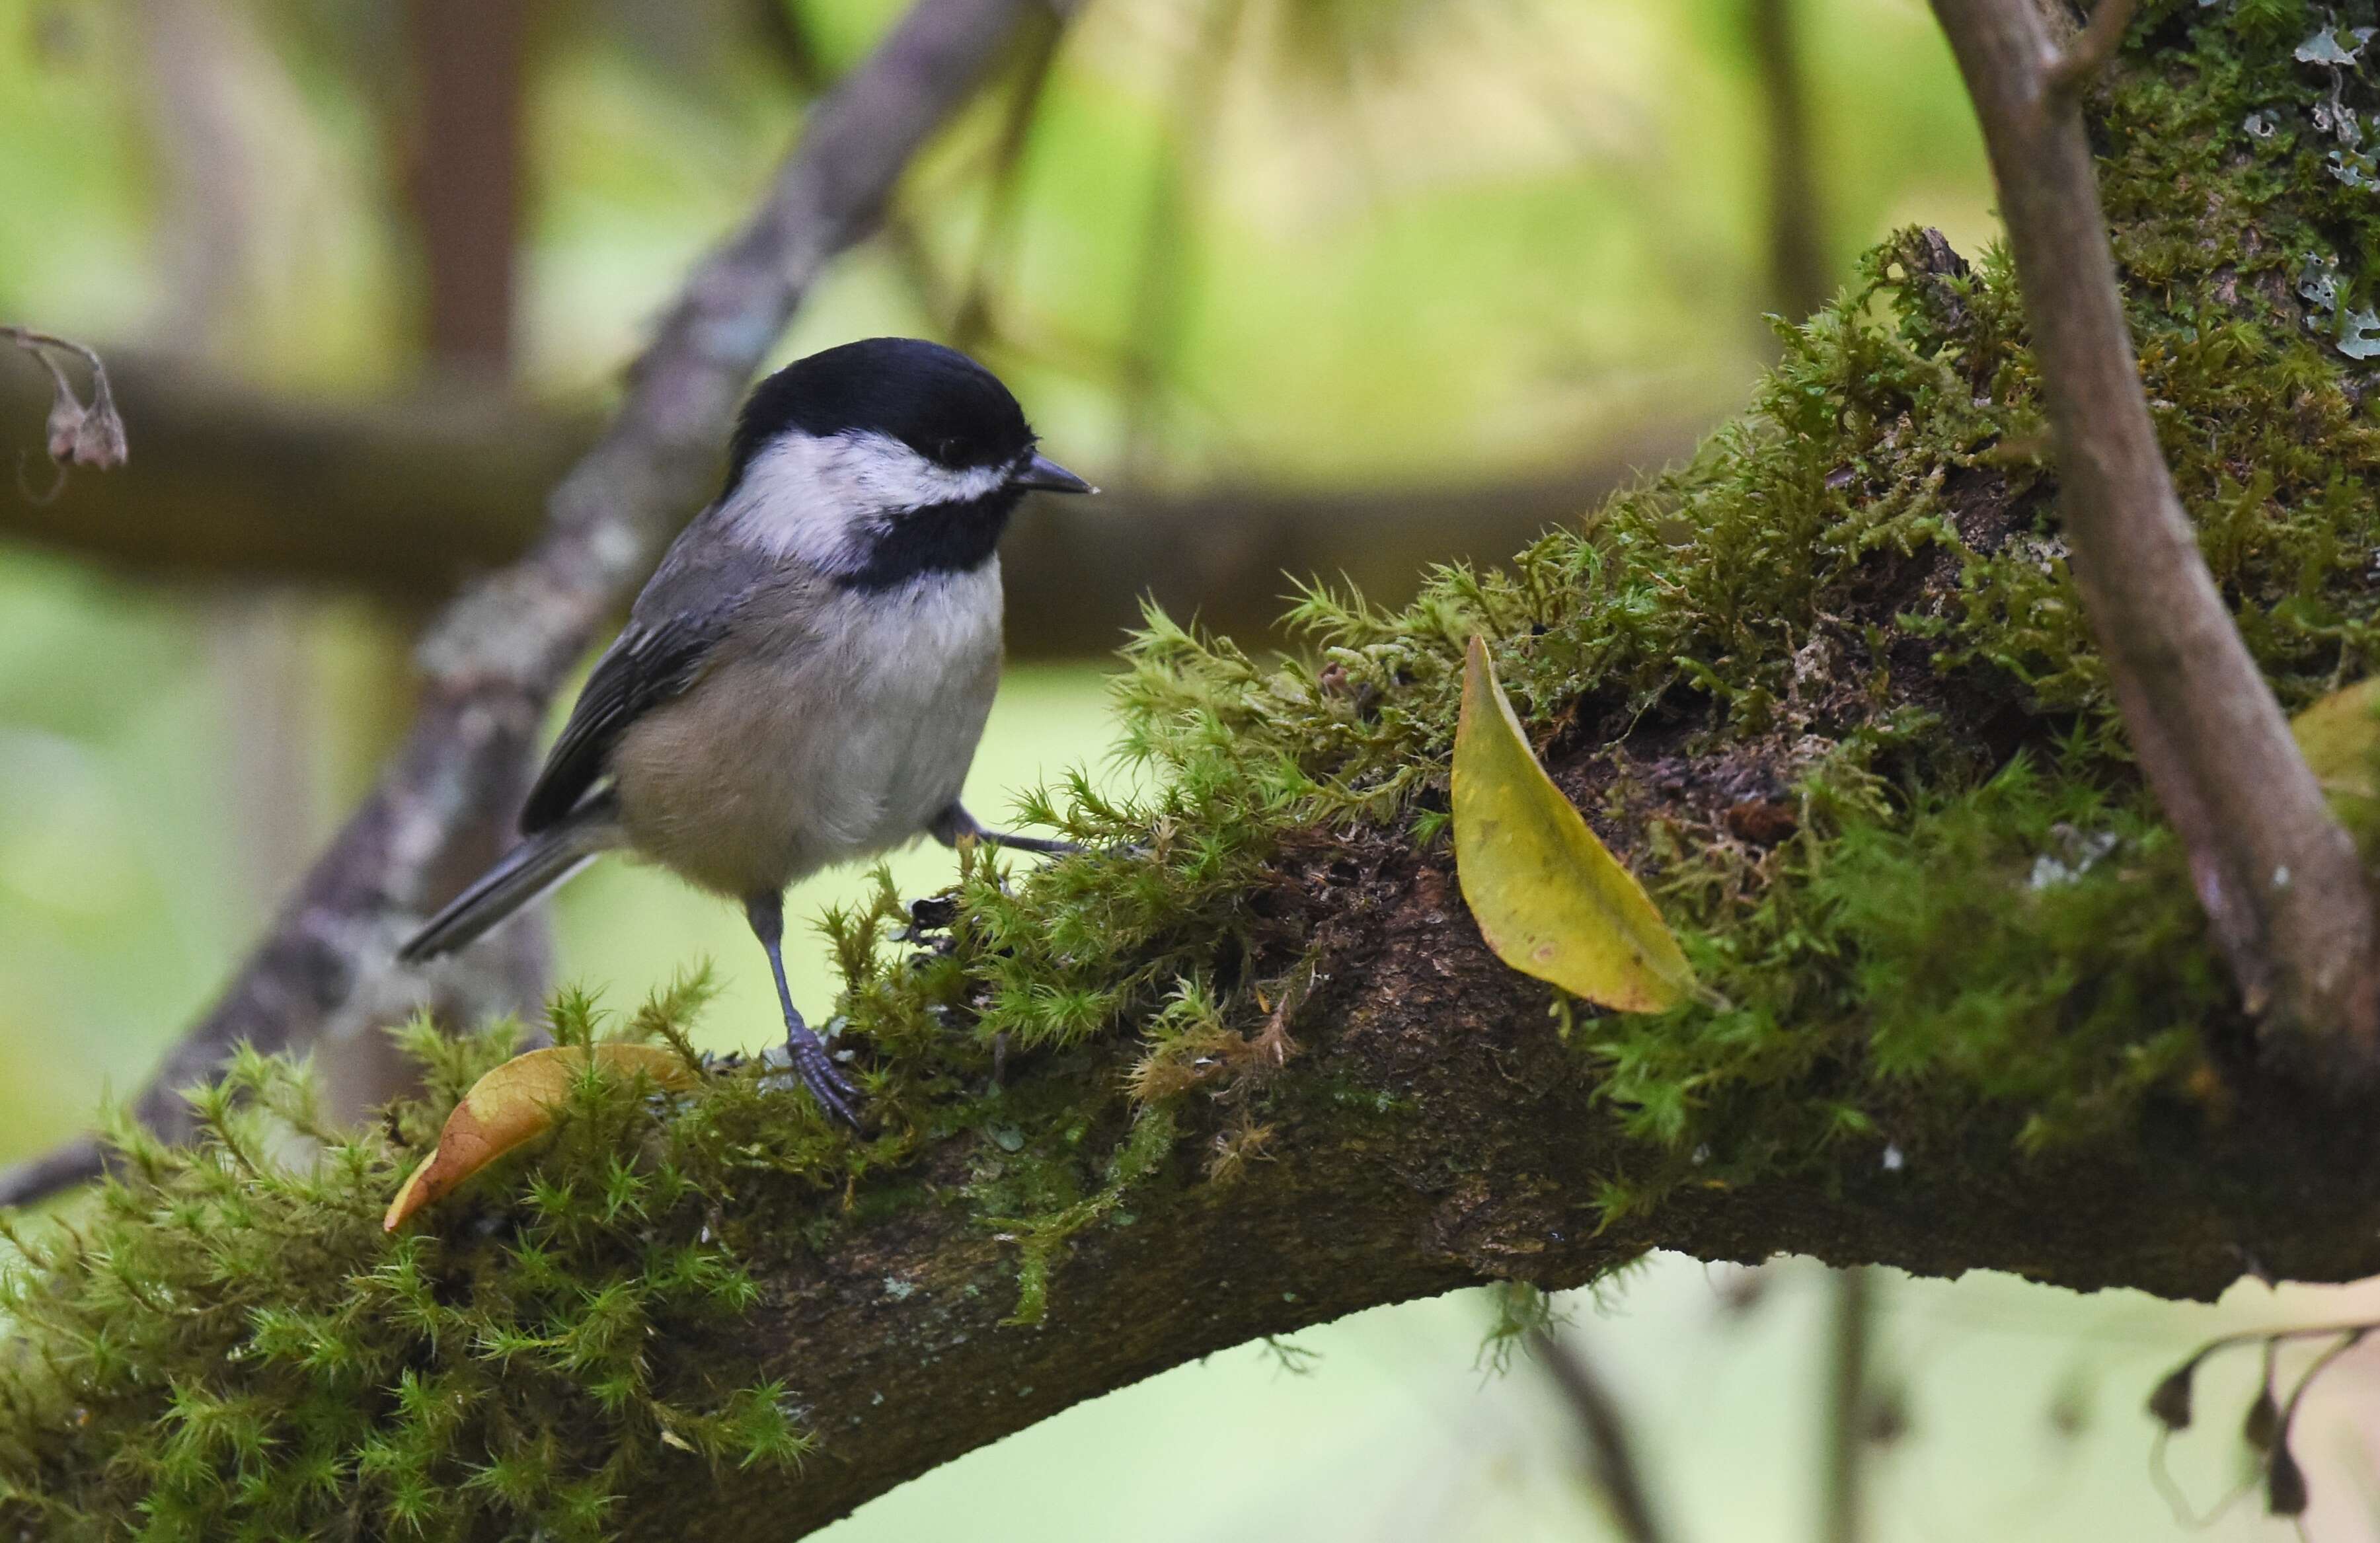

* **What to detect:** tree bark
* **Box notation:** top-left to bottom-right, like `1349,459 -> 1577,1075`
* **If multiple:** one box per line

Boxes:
464,857 -> 2380,1538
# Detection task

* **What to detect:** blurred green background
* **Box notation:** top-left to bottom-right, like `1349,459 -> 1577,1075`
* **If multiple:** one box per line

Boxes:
1,0 -> 2365,1536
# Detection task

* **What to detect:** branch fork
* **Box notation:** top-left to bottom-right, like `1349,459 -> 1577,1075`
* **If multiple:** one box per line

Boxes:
1929,0 -> 2380,1072
2044,0 -> 2138,97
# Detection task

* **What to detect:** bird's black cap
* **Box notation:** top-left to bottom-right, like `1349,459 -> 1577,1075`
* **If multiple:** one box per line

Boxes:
728,338 -> 1034,487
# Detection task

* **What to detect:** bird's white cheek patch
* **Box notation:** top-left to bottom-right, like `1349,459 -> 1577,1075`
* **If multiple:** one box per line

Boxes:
720,430 -> 1016,571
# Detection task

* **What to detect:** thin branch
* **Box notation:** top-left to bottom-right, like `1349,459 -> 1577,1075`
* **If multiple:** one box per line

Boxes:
1118,0 -> 1246,482
1927,0 -> 2380,1071
0,0 -> 1037,1211
2045,0 -> 2139,97
1747,0 -> 1830,321
951,4 -> 1067,352
1820,1267 -> 1876,1543
1528,1325 -> 1672,1543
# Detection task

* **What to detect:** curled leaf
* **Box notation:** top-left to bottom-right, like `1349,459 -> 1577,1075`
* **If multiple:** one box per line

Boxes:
1452,636 -> 1695,1011
383,1045 -> 699,1231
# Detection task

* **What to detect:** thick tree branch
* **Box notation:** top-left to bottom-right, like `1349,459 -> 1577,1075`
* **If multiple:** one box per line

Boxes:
1926,0 -> 2380,1070
0,354 -> 1702,654
14,821 -> 2380,1537
0,0 -> 1037,1210
545,858 -> 2380,1540
364,860 -> 2380,1536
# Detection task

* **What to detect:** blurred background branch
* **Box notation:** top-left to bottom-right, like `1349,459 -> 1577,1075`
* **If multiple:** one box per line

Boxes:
1745,0 -> 1827,322
0,350 -> 1701,652
1820,1267 -> 1875,1543
399,0 -> 534,383
1529,1323 -> 1674,1543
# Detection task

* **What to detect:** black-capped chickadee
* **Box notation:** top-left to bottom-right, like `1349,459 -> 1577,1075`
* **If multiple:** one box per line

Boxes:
400,338 -> 1097,1125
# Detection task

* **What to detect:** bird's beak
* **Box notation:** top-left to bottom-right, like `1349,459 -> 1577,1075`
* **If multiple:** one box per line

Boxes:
1013,452 -> 1096,494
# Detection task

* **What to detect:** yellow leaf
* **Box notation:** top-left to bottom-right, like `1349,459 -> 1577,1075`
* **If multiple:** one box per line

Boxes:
383,1045 -> 699,1232
2291,677 -> 2380,806
1453,636 -> 1695,1011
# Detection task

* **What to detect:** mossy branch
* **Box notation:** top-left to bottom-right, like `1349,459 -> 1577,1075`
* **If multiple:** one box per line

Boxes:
1927,0 -> 2380,1070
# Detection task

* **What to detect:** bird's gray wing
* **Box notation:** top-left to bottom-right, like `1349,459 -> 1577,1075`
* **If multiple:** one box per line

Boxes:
519,525 -> 777,835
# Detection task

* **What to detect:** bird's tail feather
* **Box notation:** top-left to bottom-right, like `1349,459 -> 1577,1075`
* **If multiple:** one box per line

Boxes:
399,810 -> 615,964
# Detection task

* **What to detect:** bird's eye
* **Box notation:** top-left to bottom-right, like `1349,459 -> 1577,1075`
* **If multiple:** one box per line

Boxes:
935,437 -> 962,463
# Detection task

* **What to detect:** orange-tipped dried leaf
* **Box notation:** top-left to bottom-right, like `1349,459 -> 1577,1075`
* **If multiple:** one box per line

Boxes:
383,1045 -> 699,1231
1453,636 -> 1695,1012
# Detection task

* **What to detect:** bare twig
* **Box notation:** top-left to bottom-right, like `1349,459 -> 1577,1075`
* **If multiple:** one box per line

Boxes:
1,326 -> 128,473
2045,0 -> 2139,96
1927,0 -> 2380,1071
951,5 -> 1067,351
0,0 -> 1036,1211
1747,0 -> 1830,320
1820,1267 -> 1876,1543
1528,1325 -> 1672,1543
1118,0 -> 1247,481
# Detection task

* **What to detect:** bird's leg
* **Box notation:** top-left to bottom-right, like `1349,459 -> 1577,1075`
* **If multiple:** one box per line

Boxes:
744,889 -> 863,1128
929,801 -> 1084,857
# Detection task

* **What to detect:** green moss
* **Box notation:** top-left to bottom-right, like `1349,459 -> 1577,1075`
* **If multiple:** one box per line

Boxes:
1,1024 -> 810,1542
10,7 -> 2380,1531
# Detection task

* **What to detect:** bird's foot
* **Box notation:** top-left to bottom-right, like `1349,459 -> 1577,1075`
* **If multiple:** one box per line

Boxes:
777,1020 -> 864,1130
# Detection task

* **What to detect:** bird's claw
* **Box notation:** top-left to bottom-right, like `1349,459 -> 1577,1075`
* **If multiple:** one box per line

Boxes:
763,1026 -> 865,1129
794,1035 -> 864,1129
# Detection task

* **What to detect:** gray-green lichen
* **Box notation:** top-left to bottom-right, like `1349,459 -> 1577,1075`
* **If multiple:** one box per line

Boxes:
9,1 -> 2380,1533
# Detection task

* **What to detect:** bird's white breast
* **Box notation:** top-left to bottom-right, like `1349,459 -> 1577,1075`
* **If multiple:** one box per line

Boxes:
609,562 -> 1005,897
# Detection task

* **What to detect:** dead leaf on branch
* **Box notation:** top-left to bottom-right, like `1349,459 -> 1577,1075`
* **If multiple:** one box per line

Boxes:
2290,677 -> 2380,813
383,1045 -> 700,1231
1452,634 -> 1697,1012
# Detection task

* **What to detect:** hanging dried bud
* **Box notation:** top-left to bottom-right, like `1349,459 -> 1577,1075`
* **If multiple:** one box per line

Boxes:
2243,1384 -> 2282,1452
2267,1439 -> 2309,1516
2146,1357 -> 2198,1431
5,326 -> 127,474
